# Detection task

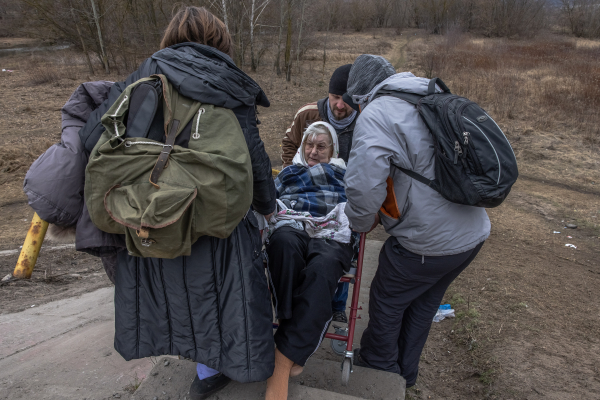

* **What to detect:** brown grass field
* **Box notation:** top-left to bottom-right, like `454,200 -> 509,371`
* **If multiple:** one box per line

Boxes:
1,29 -> 599,399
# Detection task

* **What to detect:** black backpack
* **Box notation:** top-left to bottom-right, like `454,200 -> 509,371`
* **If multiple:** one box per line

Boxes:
375,77 -> 518,208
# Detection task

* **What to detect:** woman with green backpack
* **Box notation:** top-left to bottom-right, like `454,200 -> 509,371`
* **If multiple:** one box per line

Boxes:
77,6 -> 277,399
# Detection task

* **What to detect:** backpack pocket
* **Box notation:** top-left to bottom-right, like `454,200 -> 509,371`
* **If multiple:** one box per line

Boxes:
104,181 -> 197,258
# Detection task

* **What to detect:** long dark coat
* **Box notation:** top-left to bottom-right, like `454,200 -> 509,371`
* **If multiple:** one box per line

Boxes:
76,44 -> 275,382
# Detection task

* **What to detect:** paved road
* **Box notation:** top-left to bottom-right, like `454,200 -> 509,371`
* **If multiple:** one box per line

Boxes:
0,240 -> 389,400
0,287 -> 153,399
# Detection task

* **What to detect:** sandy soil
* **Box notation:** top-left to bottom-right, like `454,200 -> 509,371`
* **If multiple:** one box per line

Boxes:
0,29 -> 599,399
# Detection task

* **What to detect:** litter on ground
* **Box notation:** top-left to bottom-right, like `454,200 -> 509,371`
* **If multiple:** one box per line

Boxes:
433,304 -> 455,322
565,244 -> 577,249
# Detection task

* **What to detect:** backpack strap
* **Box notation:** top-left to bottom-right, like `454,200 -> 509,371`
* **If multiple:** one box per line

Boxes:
391,163 -> 438,189
374,77 -> 452,105
149,119 -> 180,188
428,77 -> 451,95
373,89 -> 423,105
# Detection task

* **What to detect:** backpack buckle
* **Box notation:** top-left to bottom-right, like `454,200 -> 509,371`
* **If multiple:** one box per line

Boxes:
140,238 -> 156,247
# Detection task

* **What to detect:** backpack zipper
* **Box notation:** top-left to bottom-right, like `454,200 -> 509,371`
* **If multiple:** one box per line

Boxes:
463,116 -> 501,184
456,103 -> 485,175
454,140 -> 463,164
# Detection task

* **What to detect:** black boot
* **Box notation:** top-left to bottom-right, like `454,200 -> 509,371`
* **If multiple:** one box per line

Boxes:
332,310 -> 348,323
353,348 -> 377,371
189,373 -> 231,400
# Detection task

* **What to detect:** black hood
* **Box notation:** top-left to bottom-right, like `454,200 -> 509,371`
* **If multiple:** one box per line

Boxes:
151,43 -> 269,109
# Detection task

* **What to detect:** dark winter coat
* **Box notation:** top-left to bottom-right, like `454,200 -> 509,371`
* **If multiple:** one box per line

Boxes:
29,43 -> 276,382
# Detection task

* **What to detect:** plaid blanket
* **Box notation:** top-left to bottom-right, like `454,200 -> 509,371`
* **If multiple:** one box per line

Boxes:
275,163 -> 346,217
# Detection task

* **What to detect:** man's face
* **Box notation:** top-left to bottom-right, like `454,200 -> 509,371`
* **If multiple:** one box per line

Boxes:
328,93 -> 354,120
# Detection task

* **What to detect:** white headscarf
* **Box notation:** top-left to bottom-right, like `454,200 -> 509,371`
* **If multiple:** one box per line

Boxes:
291,121 -> 346,169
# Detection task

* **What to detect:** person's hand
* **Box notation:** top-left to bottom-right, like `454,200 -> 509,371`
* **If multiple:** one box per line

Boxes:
367,214 -> 380,233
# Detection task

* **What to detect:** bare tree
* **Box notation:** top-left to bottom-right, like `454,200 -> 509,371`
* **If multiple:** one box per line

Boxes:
372,0 -> 394,27
284,0 -> 294,81
69,1 -> 94,74
209,0 -> 230,31
221,0 -> 230,31
560,0 -> 600,38
247,0 -> 271,71
89,0 -> 109,73
295,0 -> 306,73
321,0 -> 335,82
348,0 -> 373,32
275,0 -> 284,75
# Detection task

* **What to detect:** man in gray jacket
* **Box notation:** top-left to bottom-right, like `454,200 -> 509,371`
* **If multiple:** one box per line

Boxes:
343,55 -> 491,388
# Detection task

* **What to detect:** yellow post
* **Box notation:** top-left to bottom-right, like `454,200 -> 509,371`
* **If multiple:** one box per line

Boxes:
13,213 -> 49,279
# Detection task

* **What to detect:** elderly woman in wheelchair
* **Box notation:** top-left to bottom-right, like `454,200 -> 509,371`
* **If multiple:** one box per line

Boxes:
262,121 -> 355,399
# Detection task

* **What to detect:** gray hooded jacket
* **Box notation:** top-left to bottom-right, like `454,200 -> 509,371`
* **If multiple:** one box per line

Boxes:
344,73 -> 490,256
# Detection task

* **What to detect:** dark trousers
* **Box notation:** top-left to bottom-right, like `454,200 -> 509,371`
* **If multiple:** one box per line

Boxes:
266,227 -> 353,366
360,237 -> 484,386
332,282 -> 349,312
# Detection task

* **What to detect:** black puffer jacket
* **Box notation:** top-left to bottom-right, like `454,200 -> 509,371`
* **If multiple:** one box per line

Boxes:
79,44 -> 276,382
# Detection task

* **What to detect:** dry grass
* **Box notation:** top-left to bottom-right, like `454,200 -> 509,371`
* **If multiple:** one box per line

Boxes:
25,52 -> 88,86
414,34 -> 600,138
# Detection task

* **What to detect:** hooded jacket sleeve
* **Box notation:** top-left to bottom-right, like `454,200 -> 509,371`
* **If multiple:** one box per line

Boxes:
344,99 -> 409,232
233,106 -> 276,216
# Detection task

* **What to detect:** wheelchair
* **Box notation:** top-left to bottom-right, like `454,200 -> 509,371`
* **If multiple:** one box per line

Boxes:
267,168 -> 366,386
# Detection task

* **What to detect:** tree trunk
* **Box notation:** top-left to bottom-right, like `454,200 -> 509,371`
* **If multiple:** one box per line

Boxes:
275,0 -> 284,75
221,0 -> 229,32
70,5 -> 94,75
90,0 -> 109,74
295,0 -> 306,73
250,0 -> 257,71
284,0 -> 293,81
321,10 -> 330,83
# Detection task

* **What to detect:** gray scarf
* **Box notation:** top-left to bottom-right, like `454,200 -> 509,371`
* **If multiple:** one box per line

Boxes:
326,100 -> 357,131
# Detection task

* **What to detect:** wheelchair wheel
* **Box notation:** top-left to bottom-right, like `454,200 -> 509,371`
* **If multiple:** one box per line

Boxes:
341,358 -> 352,386
330,325 -> 348,356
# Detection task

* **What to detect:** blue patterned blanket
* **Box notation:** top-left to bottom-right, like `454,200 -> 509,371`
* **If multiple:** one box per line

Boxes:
275,163 -> 346,217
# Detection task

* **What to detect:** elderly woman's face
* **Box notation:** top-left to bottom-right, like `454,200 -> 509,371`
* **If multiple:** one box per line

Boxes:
304,134 -> 332,167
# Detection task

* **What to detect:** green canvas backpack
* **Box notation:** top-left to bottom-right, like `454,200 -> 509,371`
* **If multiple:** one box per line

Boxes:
85,74 -> 253,258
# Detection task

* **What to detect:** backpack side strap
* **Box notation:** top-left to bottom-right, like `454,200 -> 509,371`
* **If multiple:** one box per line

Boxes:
373,90 -> 423,106
391,163 -> 439,190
